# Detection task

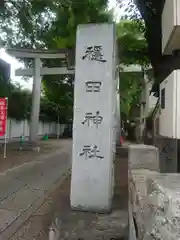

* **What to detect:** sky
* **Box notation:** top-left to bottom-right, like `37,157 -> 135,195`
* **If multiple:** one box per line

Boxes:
0,0 -> 125,91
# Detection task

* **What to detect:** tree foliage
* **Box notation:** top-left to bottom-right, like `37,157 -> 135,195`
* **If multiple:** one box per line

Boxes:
0,0 -> 112,48
117,0 -> 176,95
0,0 -> 149,123
42,75 -> 74,123
0,75 -> 69,122
117,20 -> 148,66
117,20 -> 148,120
0,75 -> 31,120
120,72 -> 142,120
0,0 -> 112,122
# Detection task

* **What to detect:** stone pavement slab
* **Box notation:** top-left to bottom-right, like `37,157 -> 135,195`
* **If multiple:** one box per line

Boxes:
0,140 -> 72,240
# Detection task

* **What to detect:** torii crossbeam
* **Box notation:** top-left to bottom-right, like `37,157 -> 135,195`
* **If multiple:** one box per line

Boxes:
7,48 -> 75,145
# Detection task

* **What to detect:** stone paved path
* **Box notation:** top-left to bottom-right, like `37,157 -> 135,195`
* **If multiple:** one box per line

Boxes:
0,139 -> 66,173
0,140 -> 72,240
48,146 -> 128,240
9,146 -> 128,240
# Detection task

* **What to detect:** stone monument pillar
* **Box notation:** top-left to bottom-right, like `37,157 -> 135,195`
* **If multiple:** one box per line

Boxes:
70,23 -> 117,212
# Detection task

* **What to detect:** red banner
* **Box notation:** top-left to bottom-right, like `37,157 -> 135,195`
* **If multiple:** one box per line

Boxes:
0,98 -> 7,137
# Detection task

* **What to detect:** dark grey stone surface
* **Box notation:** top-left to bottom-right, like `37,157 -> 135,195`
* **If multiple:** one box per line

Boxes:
128,144 -> 159,172
154,136 -> 178,173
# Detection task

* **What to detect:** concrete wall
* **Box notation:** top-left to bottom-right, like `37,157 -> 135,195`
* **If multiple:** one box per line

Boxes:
0,118 -> 66,142
153,102 -> 179,173
129,144 -> 159,172
154,136 -> 178,173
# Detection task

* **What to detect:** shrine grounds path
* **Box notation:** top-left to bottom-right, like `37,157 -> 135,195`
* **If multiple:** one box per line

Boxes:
0,139 -> 69,173
0,140 -> 128,239
0,139 -> 72,240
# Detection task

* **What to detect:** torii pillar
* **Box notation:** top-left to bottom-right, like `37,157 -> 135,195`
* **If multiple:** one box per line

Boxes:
30,58 -> 42,143
7,49 -> 74,144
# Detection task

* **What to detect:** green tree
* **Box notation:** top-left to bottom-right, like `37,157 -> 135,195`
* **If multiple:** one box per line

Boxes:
0,0 -> 149,124
42,75 -> 74,123
40,1 -> 112,123
0,75 -> 32,120
0,0 -> 113,122
117,20 -> 149,66
117,20 -> 148,122
120,72 -> 142,121
0,75 -> 66,122
0,0 -> 112,48
117,0 -> 178,96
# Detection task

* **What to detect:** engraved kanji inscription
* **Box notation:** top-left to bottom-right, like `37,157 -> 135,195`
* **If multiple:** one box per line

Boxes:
81,111 -> 103,128
85,81 -> 102,92
79,145 -> 104,160
82,45 -> 106,62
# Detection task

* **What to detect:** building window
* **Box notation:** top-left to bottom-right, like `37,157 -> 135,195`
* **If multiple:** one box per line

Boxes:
161,88 -> 165,109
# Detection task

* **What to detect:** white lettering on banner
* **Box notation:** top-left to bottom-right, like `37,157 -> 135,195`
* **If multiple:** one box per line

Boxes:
0,98 -> 7,137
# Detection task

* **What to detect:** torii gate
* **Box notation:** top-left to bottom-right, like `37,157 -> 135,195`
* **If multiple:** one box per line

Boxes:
7,48 -> 75,144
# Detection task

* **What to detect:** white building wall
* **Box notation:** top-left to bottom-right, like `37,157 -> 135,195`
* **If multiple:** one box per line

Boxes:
145,81 -> 157,116
162,0 -> 180,54
0,119 -> 66,142
159,70 -> 180,139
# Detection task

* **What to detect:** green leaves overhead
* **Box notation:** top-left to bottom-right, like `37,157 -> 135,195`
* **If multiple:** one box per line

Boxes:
117,0 -> 141,20
120,72 -> 142,120
0,0 -> 112,49
117,0 -> 168,95
117,19 -> 149,120
0,0 -> 112,122
117,20 -> 149,66
0,0 -> 150,123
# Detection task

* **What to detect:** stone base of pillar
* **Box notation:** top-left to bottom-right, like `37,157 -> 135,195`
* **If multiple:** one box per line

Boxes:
71,205 -> 111,214
70,172 -> 113,213
154,136 -> 179,173
19,141 -> 40,152
128,144 -> 159,172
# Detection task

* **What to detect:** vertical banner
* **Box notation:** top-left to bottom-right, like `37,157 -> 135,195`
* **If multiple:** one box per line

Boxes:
0,98 -> 7,137
0,97 -> 8,158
